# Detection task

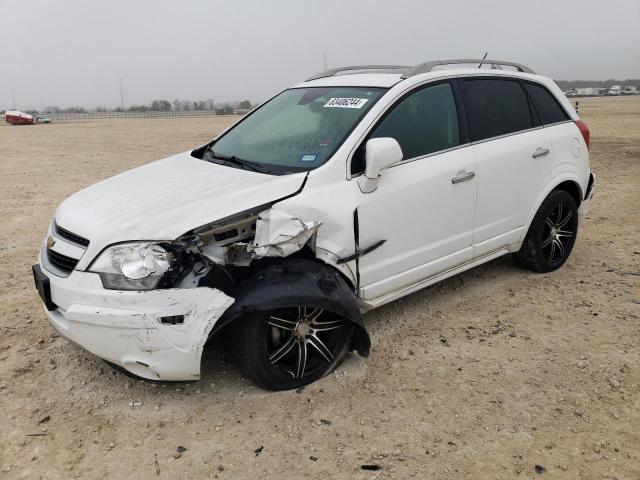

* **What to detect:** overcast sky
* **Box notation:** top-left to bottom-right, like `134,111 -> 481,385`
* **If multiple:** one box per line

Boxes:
1,0 -> 639,110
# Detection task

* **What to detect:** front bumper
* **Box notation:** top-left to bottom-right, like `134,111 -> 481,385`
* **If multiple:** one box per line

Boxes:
578,172 -> 596,218
34,258 -> 233,381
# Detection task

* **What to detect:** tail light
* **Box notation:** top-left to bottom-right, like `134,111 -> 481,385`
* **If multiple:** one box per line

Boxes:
575,120 -> 590,150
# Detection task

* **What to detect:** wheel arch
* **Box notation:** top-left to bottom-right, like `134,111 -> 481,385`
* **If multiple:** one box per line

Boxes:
554,180 -> 583,207
209,258 -> 370,356
522,174 -> 584,241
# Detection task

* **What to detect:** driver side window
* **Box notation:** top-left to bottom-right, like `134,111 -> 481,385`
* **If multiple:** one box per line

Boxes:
351,82 -> 460,175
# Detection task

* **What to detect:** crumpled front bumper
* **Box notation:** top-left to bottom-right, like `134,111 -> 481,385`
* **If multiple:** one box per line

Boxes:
36,258 -> 233,381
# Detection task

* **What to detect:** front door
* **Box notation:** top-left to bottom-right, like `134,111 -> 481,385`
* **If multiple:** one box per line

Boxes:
354,81 -> 478,301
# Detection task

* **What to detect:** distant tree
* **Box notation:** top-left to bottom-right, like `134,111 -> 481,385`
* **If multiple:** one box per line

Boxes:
94,106 -> 109,112
205,98 -> 215,110
43,106 -> 61,113
128,104 -> 150,112
151,99 -> 172,111
64,106 -> 87,113
239,100 -> 252,110
171,99 -> 194,111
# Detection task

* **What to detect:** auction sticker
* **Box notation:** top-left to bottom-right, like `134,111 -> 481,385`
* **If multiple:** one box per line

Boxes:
324,97 -> 368,109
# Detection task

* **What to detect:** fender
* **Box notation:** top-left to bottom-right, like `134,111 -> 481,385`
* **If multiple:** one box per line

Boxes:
521,171 -> 586,242
210,259 -> 371,357
269,179 -> 363,291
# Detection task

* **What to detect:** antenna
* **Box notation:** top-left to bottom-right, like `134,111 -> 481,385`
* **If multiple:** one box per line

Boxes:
118,77 -> 126,109
478,52 -> 488,69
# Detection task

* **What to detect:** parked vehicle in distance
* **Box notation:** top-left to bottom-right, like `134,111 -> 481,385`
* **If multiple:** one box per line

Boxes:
4,110 -> 51,125
33,59 -> 596,390
608,85 -> 622,96
622,85 -> 639,95
5,110 -> 35,125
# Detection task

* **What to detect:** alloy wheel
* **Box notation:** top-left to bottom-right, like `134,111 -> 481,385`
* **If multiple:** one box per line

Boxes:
266,307 -> 349,379
541,203 -> 575,264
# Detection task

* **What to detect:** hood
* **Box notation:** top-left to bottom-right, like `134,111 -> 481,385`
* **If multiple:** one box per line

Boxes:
54,151 -> 307,270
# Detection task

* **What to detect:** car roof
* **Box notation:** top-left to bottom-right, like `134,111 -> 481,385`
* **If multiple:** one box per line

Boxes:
292,73 -> 404,89
291,62 -> 579,122
294,68 -> 543,89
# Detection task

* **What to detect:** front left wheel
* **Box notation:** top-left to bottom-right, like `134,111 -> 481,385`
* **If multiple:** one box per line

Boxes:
235,306 -> 355,391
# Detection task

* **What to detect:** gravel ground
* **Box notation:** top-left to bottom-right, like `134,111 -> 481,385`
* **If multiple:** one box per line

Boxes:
0,97 -> 638,479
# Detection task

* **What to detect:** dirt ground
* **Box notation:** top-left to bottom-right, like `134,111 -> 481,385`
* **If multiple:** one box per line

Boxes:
1,97 -> 638,479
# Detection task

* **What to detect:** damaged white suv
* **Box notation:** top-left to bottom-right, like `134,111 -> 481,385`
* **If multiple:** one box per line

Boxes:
33,59 -> 595,390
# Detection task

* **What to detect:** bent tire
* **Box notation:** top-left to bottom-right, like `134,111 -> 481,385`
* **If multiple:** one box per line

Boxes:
224,259 -> 367,391
515,190 -> 579,273
236,307 -> 355,391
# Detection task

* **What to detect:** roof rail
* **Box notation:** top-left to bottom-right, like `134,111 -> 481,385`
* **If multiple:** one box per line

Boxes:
401,59 -> 535,78
306,65 -> 409,81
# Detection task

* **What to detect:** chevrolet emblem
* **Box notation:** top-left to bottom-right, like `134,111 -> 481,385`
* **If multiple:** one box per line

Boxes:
47,236 -> 56,249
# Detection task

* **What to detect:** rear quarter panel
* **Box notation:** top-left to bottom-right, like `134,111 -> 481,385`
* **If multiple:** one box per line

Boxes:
523,121 -> 590,232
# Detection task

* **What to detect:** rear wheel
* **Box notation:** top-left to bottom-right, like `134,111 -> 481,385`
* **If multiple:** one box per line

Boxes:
235,306 -> 355,391
515,190 -> 579,272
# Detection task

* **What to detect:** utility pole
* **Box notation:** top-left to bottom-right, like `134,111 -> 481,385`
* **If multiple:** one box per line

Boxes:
118,77 -> 126,109
323,52 -> 328,71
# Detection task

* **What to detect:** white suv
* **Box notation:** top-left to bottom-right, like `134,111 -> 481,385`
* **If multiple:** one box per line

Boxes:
33,59 -> 595,390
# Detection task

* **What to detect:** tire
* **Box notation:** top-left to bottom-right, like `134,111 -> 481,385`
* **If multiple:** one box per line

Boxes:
235,306 -> 355,391
224,260 -> 363,391
515,190 -> 579,273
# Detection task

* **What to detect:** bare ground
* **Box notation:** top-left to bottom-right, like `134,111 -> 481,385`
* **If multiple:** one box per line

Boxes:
0,97 -> 638,479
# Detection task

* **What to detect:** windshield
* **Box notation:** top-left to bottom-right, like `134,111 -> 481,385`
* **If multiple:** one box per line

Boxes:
208,86 -> 386,174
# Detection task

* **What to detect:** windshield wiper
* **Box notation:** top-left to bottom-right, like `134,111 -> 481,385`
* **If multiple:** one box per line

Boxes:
205,147 -> 267,173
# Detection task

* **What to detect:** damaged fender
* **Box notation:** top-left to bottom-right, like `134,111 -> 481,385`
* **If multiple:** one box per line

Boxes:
211,259 -> 371,357
198,207 -> 321,267
249,209 -> 321,257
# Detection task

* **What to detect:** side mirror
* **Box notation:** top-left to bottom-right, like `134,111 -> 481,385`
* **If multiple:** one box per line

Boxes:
358,137 -> 403,193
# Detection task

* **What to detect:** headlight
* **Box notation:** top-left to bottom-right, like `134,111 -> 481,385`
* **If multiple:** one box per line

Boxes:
89,243 -> 175,290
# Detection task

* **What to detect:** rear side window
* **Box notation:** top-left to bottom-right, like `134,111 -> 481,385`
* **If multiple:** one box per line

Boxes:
461,79 -> 533,142
522,82 -> 570,125
371,82 -> 460,160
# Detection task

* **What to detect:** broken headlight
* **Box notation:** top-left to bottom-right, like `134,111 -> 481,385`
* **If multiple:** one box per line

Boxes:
89,242 -> 176,290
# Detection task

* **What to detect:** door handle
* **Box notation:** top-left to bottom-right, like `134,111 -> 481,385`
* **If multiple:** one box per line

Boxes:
532,147 -> 550,158
451,170 -> 475,184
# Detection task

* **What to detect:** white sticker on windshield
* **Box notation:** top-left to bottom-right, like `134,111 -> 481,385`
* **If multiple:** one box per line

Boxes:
323,97 -> 369,109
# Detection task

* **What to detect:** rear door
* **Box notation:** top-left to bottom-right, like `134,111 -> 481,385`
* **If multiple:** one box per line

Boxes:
460,77 -> 553,257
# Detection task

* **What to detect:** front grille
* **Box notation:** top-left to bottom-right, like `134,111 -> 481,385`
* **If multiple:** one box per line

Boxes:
47,248 -> 79,273
54,221 -> 90,247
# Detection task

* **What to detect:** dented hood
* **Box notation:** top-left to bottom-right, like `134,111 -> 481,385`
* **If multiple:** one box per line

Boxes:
54,151 -> 306,269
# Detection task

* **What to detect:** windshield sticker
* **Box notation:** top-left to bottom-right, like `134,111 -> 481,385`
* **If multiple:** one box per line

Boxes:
300,154 -> 317,163
323,97 -> 369,109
